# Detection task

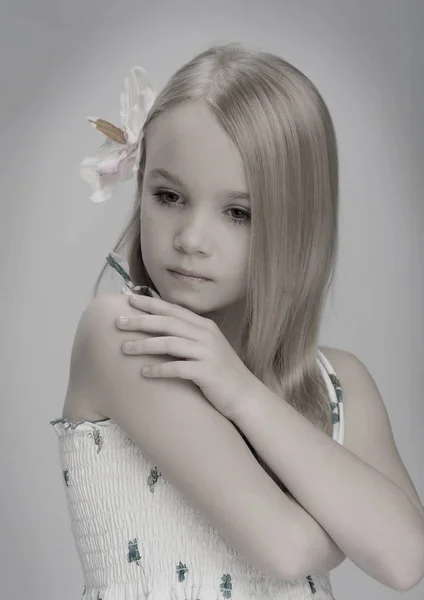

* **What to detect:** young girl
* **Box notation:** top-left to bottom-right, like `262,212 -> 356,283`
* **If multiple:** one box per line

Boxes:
50,43 -> 424,599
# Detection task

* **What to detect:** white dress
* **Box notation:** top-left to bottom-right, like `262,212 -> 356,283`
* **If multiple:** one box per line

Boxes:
50,252 -> 345,600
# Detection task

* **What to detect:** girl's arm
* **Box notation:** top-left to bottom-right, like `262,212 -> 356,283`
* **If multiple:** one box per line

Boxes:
67,295 -> 336,581
232,350 -> 424,591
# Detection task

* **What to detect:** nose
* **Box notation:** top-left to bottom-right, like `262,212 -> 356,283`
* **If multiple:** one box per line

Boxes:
174,213 -> 211,254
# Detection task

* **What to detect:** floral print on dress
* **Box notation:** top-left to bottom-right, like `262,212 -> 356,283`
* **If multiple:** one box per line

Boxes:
174,560 -> 232,598
128,537 -> 143,567
127,536 -> 150,594
306,574 -> 317,594
219,574 -> 233,598
147,466 -> 162,492
63,469 -> 69,487
329,372 -> 342,400
329,377 -> 342,424
176,560 -> 189,582
329,372 -> 343,424
88,426 -> 104,453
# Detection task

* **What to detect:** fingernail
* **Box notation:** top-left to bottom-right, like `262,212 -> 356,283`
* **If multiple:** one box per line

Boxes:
118,316 -> 129,325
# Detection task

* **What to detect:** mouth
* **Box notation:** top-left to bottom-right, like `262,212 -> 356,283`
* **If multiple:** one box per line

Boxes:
167,269 -> 211,283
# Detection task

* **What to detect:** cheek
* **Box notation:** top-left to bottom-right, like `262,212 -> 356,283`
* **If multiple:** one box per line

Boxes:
141,197 -> 171,230
141,201 -> 159,236
231,246 -> 250,288
140,209 -> 168,265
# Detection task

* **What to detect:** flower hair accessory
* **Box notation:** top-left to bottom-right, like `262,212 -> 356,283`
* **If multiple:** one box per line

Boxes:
80,66 -> 157,203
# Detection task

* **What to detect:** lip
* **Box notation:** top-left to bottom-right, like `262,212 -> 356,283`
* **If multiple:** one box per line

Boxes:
168,268 -> 211,280
168,269 -> 211,283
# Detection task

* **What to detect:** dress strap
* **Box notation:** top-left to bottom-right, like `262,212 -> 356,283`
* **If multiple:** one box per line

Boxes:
317,349 -> 345,446
106,252 -> 161,298
106,252 -> 133,288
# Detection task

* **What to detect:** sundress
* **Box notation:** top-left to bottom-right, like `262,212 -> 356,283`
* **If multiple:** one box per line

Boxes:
50,251 -> 345,600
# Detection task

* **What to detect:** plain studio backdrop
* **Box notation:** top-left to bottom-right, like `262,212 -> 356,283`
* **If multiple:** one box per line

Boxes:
1,1 -> 423,599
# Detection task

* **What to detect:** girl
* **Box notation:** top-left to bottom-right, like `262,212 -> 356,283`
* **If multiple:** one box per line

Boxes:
50,43 -> 424,599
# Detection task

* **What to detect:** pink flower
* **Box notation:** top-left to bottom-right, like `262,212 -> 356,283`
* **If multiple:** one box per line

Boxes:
80,67 -> 157,203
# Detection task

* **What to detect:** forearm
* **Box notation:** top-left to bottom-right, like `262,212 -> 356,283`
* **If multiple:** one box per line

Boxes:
284,492 -> 346,575
233,380 -> 424,590
233,420 -> 347,576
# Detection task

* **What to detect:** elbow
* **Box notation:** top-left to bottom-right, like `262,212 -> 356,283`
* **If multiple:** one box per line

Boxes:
390,553 -> 424,592
268,536 -> 302,582
273,559 -> 300,583
385,532 -> 424,592
391,568 -> 424,593
272,535 -> 310,582
277,526 -> 346,582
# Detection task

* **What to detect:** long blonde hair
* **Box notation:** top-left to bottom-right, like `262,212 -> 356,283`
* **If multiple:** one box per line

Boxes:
93,43 -> 339,461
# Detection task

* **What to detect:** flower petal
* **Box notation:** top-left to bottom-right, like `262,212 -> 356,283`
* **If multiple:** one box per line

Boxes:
90,186 -> 112,203
80,139 -> 138,201
80,66 -> 156,202
119,67 -> 156,144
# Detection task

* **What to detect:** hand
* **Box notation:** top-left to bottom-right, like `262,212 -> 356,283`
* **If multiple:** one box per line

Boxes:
115,293 -> 257,422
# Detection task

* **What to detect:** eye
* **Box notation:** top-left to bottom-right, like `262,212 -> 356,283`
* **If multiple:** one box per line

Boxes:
151,189 -> 251,226
152,190 -> 179,206
227,207 -> 251,226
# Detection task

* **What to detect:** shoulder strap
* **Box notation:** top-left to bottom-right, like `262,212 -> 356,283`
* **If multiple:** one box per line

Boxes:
317,349 -> 345,446
105,252 -> 161,298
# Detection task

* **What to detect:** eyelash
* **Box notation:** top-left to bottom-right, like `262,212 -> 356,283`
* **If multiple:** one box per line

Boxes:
151,190 -> 251,226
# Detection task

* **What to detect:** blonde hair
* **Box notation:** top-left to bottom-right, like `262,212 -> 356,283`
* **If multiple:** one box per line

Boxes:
92,43 -> 339,481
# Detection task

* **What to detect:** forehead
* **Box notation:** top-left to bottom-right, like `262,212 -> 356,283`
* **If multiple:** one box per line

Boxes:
144,100 -> 247,190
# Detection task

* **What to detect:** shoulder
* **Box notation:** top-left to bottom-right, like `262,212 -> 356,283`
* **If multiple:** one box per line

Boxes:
321,346 -> 400,450
76,293 -> 142,342
69,293 -> 130,367
318,345 -> 365,391
318,345 -> 383,449
84,292 -> 131,319
318,345 -> 350,373
318,345 -> 393,456
71,291 -> 154,367
64,293 -> 151,418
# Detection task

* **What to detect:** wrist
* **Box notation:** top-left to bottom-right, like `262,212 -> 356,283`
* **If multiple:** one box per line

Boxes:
232,374 -> 267,427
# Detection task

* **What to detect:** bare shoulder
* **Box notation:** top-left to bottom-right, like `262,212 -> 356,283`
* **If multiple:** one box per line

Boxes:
319,344 -> 393,451
62,293 -> 148,423
317,345 -> 346,378
318,346 -> 424,518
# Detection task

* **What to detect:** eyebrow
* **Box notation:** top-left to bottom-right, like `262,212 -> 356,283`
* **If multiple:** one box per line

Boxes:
148,168 -> 251,202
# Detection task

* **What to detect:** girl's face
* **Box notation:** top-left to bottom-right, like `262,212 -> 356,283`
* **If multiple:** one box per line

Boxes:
139,100 -> 251,348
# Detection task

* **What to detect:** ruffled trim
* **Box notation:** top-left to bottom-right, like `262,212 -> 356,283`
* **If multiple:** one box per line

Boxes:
49,416 -> 117,436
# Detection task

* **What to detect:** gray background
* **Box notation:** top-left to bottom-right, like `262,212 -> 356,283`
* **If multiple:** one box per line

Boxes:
1,0 -> 423,598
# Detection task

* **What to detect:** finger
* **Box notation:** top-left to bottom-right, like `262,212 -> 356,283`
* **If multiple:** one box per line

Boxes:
132,315 -> 202,342
141,360 -> 192,379
123,336 -> 201,359
129,294 -> 212,330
